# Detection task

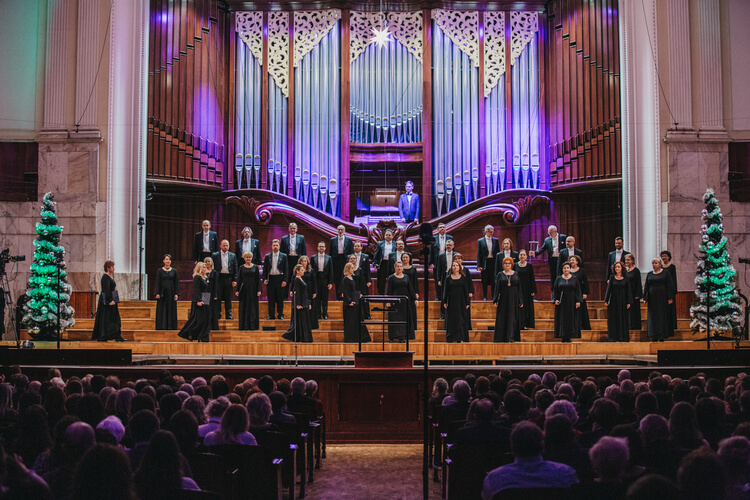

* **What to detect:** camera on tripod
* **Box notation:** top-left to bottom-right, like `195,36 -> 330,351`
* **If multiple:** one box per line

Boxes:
0,249 -> 25,275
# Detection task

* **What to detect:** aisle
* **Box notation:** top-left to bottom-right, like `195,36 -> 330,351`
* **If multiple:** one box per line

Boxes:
308,444 -> 443,500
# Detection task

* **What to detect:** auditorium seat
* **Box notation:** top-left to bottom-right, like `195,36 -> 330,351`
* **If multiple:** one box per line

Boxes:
491,487 -> 573,500
185,452 -> 229,499
206,444 -> 283,500
254,430 -> 298,499
444,445 -> 513,500
178,490 -> 222,500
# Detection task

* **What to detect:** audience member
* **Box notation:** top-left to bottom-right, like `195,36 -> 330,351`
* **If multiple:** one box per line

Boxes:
72,444 -> 134,500
199,395 -> 230,438
269,391 -> 297,425
134,430 -> 199,500
676,447 -> 726,500
96,415 -> 126,445
204,404 -> 257,446
126,409 -> 160,469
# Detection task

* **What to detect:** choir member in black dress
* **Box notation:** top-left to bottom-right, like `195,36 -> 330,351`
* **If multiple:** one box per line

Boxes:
514,250 -> 536,329
493,257 -> 524,342
282,265 -> 313,342
401,253 -> 419,341
643,257 -> 676,342
154,254 -> 179,330
92,260 -> 124,342
203,258 -> 220,330
341,262 -> 371,343
553,262 -> 582,343
605,261 -> 632,342
235,251 -> 261,331
569,255 -> 591,332
442,261 -> 470,343
453,253 -> 474,341
296,256 -> 318,329
661,250 -> 678,334
386,261 -> 417,342
435,239 -> 456,318
178,262 -> 211,342
625,254 -> 643,331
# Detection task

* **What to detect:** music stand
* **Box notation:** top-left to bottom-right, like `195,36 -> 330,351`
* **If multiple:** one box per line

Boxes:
360,295 -> 409,352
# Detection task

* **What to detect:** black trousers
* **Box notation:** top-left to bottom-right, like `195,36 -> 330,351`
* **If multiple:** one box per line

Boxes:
266,275 -> 284,318
376,261 -> 389,295
315,272 -> 329,318
481,257 -> 496,299
434,274 -> 444,317
287,256 -> 300,282
548,257 -> 559,292
332,257 -> 346,299
217,274 -> 233,318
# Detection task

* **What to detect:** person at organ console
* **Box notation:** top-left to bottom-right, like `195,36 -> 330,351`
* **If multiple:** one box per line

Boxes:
235,227 -> 261,266
398,180 -> 420,224
373,229 -> 395,295
193,220 -> 218,263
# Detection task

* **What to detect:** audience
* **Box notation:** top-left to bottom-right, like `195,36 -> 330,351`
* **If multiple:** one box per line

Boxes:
203,404 -> 257,446
133,430 -> 199,500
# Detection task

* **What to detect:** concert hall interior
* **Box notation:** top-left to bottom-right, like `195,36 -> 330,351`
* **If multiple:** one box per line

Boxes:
1,0 -> 750,497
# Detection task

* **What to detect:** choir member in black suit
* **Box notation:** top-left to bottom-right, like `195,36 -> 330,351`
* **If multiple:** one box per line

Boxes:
330,225 -> 353,299
282,265 -> 313,342
387,240 -> 412,276
154,254 -> 179,330
430,223 -> 453,280
373,229 -> 396,295
553,262 -> 582,343
262,239 -> 288,320
661,250 -> 678,333
234,227 -> 261,266
500,238 -> 519,264
442,261 -> 470,343
453,253 -> 474,341
386,261 -> 417,342
193,220 -> 219,263
280,222 -> 307,282
476,225 -> 501,300
311,242 -> 333,320
557,236 -> 584,278
92,261 -> 124,342
605,261 -> 633,342
643,257 -> 675,341
212,240 -> 238,320
493,257 -> 524,342
625,254 -> 643,331
341,262 -> 371,343
295,256 -> 318,329
203,258 -> 219,330
235,251 -> 261,331
606,237 -> 630,280
569,255 -> 591,332
351,241 -> 372,319
401,253 -> 419,341
515,249 -> 537,329
530,225 -> 567,292
435,239 -> 456,318
178,262 -> 211,342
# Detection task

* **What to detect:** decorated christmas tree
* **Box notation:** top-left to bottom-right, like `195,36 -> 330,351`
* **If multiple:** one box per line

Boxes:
22,192 -> 75,340
689,189 -> 742,334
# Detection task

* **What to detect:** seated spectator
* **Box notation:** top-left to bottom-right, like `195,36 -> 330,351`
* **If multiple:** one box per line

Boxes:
182,395 -> 207,426
134,430 -> 199,500
42,421 -> 96,499
168,409 -> 201,455
429,378 -> 449,412
204,404 -> 257,446
129,393 -> 155,416
475,376 -> 501,410
0,383 -> 18,423
717,436 -> 750,500
75,394 -> 105,428
442,380 -> 472,422
73,443 -> 134,500
12,404 -> 52,468
676,447 -> 726,500
287,377 -> 316,414
33,415 -> 79,475
669,402 -> 707,451
276,378 -> 291,396
43,386 -> 67,430
245,392 -> 278,442
158,393 -> 182,429
574,436 -> 630,499
578,398 -> 620,449
0,440 -> 52,499
454,399 -> 510,450
481,421 -> 578,500
210,375 -> 229,398
126,410 -> 160,470
96,415 -> 126,445
199,396 -> 230,438
637,413 -> 684,480
695,396 -> 729,450
305,379 -> 320,401
497,389 -> 530,429
543,414 -> 592,481
626,474 -> 680,500
257,375 -> 276,396
269,391 -> 297,426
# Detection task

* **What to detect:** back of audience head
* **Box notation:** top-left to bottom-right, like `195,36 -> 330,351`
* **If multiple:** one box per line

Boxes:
257,375 -> 276,395
205,395 -> 231,421
431,378 -> 448,400
276,378 -> 291,395
669,401 -> 704,449
128,409 -> 159,445
182,395 -> 206,425
545,399 -> 578,426
134,430 -> 183,500
541,371 -> 557,390
589,397 -> 620,431
590,436 -> 629,481
269,391 -> 289,415
210,375 -> 229,398
544,414 -> 575,448
626,474 -> 680,500
467,398 -> 495,424
291,377 -> 306,395
73,444 -> 134,500
246,392 -> 272,426
168,409 -> 199,454
639,413 -> 668,447
96,415 -> 125,444
677,448 -> 726,500
510,421 -> 544,458
219,404 -> 249,442
305,379 -> 318,398
503,389 -> 530,419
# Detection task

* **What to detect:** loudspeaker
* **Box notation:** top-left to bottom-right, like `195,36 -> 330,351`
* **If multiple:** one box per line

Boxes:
419,222 -> 434,245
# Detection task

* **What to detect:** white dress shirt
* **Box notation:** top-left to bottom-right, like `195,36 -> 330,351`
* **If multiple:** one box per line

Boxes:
445,251 -> 453,274
220,251 -> 229,273
289,235 -> 297,256
616,249 -> 623,261
317,253 -> 325,272
242,238 -> 251,254
354,252 -> 362,268
203,232 -> 210,252
504,250 -> 512,259
552,236 -> 559,257
486,237 -> 493,258
338,236 -> 344,253
383,241 -> 393,259
439,235 -> 446,253
270,252 -> 281,275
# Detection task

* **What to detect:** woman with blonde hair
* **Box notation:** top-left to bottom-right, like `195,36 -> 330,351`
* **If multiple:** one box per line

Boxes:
178,262 -> 211,342
282,264 -> 313,342
203,257 -> 219,330
341,262 -> 370,343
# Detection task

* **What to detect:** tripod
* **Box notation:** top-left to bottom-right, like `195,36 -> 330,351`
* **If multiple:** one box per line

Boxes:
0,268 -> 19,348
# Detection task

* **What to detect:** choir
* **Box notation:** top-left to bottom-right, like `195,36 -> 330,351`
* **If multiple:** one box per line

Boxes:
110,222 -> 677,345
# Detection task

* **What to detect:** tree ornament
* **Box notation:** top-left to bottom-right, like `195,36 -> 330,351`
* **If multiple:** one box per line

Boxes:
701,224 -> 708,233
702,235 -> 709,243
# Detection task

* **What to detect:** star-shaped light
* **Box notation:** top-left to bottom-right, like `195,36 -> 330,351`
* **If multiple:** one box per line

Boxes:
370,25 -> 393,47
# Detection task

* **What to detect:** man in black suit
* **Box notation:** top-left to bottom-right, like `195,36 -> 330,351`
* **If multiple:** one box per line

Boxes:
193,219 -> 219,263
435,239 -> 456,318
557,236 -> 583,277
329,225 -> 353,299
500,238 -> 520,264
211,240 -> 238,320
373,229 -> 396,295
531,225 -> 567,292
351,240 -> 373,319
234,226 -> 261,265
476,225 -> 501,300
430,222 -> 453,270
311,241 -> 333,320
280,222 -> 307,283
606,236 -> 630,280
388,240 -> 411,276
262,239 -> 288,320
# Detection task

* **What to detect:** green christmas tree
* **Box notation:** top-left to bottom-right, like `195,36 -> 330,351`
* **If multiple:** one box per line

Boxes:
22,192 -> 75,340
689,189 -> 742,334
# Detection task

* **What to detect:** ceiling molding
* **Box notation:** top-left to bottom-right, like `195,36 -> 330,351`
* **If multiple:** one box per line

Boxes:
226,1 -> 547,13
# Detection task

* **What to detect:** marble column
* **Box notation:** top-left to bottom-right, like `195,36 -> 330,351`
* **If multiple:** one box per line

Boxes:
698,0 -> 726,137
618,0 -> 662,270
667,0 -> 694,135
73,0 -> 101,139
106,0 -> 149,297
40,0 -> 72,138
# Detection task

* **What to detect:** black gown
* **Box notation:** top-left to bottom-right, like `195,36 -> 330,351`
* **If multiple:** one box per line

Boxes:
302,270 -> 319,330
605,276 -> 632,342
643,271 -> 675,341
178,275 -> 211,342
92,274 -> 122,341
570,268 -> 591,330
350,266 -> 369,322
553,275 -> 582,341
461,268 -> 474,342
514,263 -> 536,329
403,266 -> 419,341
664,263 -> 678,334
386,274 -> 416,341
154,268 -> 179,330
493,272 -> 524,342
206,269 -> 220,330
626,267 -> 643,331
442,274 -> 469,343
237,265 -> 260,331
341,276 -> 370,343
283,277 -> 313,342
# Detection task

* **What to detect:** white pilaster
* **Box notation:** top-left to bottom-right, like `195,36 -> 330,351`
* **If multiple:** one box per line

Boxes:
698,0 -> 725,136
619,0 -> 661,269
667,0 -> 694,134
73,0 -> 101,138
41,0 -> 71,137
107,0 -> 149,279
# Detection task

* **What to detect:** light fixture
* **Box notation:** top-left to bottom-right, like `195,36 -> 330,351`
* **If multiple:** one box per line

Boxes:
370,24 -> 393,47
